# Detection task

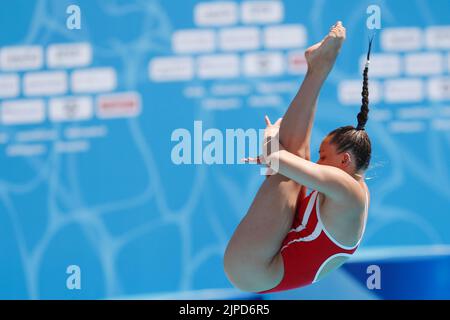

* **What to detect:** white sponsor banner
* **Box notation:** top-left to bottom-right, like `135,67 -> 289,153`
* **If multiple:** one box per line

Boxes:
47,42 -> 92,68
425,26 -> 450,49
197,54 -> 240,79
428,77 -> 450,101
360,53 -> 402,77
264,25 -> 306,49
248,95 -> 282,108
405,52 -> 444,76
1,99 -> 46,125
16,129 -> 58,143
184,86 -> 205,98
71,67 -> 117,93
241,1 -> 284,24
194,1 -> 238,26
24,71 -> 68,96
97,92 -> 141,119
389,121 -> 426,133
0,74 -> 20,98
0,46 -> 43,71
448,53 -> 450,73
65,126 -> 108,139
256,81 -> 297,94
440,106 -> 450,117
149,57 -> 194,82
0,133 -> 8,144
219,27 -> 260,51
287,51 -> 308,75
49,96 -> 93,122
384,79 -> 424,103
6,144 -> 47,157
381,27 -> 423,51
172,29 -> 216,54
201,98 -> 241,110
370,109 -> 393,122
397,107 -> 434,120
54,140 -> 90,154
338,80 -> 381,105
243,52 -> 285,77
211,84 -> 251,96
432,119 -> 450,131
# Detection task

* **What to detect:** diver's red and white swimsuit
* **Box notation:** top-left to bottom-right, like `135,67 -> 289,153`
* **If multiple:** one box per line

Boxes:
258,188 -> 369,294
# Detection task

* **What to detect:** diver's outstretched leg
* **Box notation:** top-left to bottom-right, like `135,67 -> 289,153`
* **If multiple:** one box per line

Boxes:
279,21 -> 346,158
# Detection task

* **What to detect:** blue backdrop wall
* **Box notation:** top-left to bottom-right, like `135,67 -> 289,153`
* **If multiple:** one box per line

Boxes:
1,0 -> 450,299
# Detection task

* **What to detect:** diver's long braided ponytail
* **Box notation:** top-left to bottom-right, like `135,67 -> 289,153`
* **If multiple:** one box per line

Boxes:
356,37 -> 374,131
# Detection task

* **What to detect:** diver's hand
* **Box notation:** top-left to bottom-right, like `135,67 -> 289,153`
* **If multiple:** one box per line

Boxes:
242,115 -> 284,168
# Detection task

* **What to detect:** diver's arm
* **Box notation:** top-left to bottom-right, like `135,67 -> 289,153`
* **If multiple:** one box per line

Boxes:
268,149 -> 361,204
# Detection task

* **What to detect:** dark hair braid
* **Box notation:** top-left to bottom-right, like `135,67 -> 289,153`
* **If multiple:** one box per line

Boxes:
356,37 -> 373,131
328,37 -> 374,172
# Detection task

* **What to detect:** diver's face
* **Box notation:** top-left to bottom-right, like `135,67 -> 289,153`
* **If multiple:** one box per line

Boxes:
317,135 -> 352,170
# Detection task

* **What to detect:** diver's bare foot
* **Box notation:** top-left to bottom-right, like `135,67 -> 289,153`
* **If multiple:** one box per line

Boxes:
305,21 -> 346,74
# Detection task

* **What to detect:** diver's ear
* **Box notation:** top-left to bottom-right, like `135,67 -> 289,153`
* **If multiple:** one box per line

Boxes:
341,152 -> 352,166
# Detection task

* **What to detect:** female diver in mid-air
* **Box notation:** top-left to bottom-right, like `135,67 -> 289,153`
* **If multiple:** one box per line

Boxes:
224,21 -> 372,293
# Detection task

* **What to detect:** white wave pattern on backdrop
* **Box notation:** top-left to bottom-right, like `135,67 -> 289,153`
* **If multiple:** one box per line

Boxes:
0,0 -> 449,299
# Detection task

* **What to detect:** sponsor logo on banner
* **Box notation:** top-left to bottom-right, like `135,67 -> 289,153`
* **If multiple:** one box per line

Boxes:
71,67 -> 117,93
384,79 -> 424,103
197,54 -> 240,79
47,42 -> 92,68
360,53 -> 402,77
219,27 -> 260,51
49,96 -> 93,122
405,52 -> 444,76
97,92 -> 141,119
243,52 -> 285,77
194,2 -> 238,26
241,1 -> 284,24
149,57 -> 194,82
24,71 -> 68,96
0,74 -> 20,98
287,51 -> 308,75
425,26 -> 450,49
1,99 -> 46,125
264,25 -> 307,49
0,46 -> 43,71
172,29 -> 216,54
427,77 -> 450,101
381,27 -> 423,51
